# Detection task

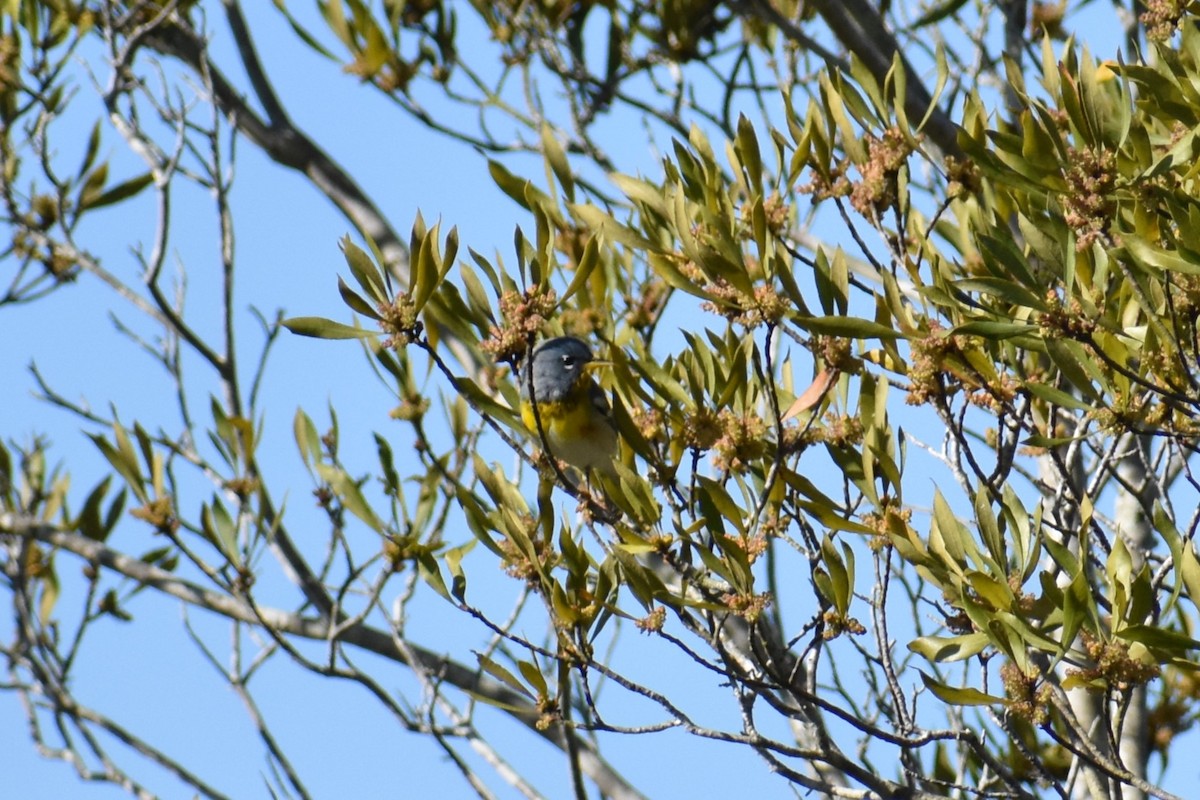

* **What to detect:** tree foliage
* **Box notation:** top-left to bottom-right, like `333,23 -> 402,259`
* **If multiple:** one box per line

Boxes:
4,1 -> 1200,798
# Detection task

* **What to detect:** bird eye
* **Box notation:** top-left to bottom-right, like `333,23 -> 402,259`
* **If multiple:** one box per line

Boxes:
561,354 -> 576,368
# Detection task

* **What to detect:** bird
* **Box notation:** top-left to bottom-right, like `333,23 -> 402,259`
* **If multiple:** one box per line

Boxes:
519,336 -> 618,474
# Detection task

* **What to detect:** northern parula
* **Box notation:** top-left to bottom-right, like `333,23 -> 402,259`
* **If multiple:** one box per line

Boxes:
520,336 -> 617,473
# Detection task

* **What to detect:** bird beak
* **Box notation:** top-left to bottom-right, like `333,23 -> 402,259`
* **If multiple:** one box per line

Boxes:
583,359 -> 612,373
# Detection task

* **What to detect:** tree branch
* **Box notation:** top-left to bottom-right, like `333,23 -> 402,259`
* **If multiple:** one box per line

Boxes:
2,513 -> 647,800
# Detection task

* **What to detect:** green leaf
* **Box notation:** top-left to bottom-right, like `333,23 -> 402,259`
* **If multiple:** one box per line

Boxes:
820,73 -> 866,163
609,547 -> 670,608
490,161 -> 563,228
80,119 -> 102,176
338,277 -> 382,319
201,497 -> 240,566
417,551 -> 451,600
812,566 -> 836,608
821,535 -> 852,616
909,632 -> 991,662
930,489 -> 967,570
966,570 -> 1013,611
974,490 -> 1005,572
374,433 -> 400,497
611,173 -> 669,215
1042,533 -> 1081,575
1023,380 -> 1092,411
952,278 -> 1046,310
517,658 -> 549,698
1117,624 -> 1200,653
489,160 -> 533,209
102,488 -> 127,541
602,463 -> 662,529
0,441 -> 10,500
293,409 -> 323,468
983,617 -> 1031,670
694,541 -> 738,587
76,162 -> 108,209
920,672 -> 1005,706
314,463 -> 385,533
1125,236 -> 1200,275
1059,567 -> 1093,658
458,261 -> 496,324
695,476 -> 745,536
571,203 -> 660,253
79,172 -> 154,211
475,653 -> 535,700
411,222 -> 456,314
457,487 -> 505,558
38,559 -> 59,625
342,236 -> 389,303
88,429 -> 147,504
411,467 -> 441,535
541,123 -> 574,199
1044,339 -> 1100,400
445,541 -> 473,602
735,114 -> 763,193
272,0 -> 339,59
561,234 -> 601,304
843,54 -> 887,125
1180,545 -> 1200,614
1107,536 -> 1133,618
281,316 -> 376,340
443,226 -> 460,276
950,321 -> 1037,339
75,476 -> 113,541
1021,433 -> 1084,448
796,315 -> 904,339
911,0 -> 971,28
1154,505 -> 1189,613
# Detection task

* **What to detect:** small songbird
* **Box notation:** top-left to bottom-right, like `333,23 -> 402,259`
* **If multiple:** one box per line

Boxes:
520,336 -> 618,474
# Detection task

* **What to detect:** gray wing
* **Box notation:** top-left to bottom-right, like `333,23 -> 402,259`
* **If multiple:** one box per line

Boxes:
588,382 -> 617,432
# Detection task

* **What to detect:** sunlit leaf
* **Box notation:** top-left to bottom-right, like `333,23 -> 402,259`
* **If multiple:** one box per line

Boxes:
281,316 -> 377,339
920,672 -> 1005,706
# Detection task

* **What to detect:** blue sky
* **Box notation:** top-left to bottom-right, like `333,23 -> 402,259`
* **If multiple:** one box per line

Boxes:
2,4 -> 778,798
0,4 -> 543,797
5,2 -> 1196,799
